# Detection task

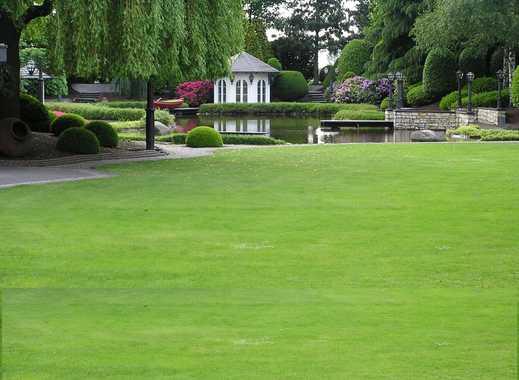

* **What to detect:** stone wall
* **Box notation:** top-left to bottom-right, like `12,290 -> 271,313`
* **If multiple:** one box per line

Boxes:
387,109 -> 457,130
456,111 -> 477,126
477,108 -> 506,128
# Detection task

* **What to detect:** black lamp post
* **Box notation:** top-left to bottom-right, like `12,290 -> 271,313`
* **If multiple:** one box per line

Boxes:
466,72 -> 475,114
396,72 -> 404,109
26,60 -> 36,76
456,70 -> 464,109
387,72 -> 395,111
0,43 -> 7,64
497,69 -> 504,110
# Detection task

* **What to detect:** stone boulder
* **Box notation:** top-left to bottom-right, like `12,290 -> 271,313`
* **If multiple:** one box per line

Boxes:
410,130 -> 446,142
154,121 -> 173,136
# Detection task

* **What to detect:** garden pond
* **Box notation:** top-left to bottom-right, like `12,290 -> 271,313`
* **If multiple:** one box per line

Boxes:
174,115 -> 446,144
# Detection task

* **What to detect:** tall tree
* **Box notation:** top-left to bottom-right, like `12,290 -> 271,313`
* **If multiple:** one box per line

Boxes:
244,18 -> 272,61
244,0 -> 285,25
271,35 -> 316,79
0,0 -> 243,148
351,0 -> 371,38
282,0 -> 351,84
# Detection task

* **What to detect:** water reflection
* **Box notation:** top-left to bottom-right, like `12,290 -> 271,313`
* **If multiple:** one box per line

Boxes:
174,115 -> 445,144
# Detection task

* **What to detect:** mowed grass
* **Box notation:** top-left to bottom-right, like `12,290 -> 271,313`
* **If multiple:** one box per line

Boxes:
2,288 -> 516,379
0,144 -> 518,378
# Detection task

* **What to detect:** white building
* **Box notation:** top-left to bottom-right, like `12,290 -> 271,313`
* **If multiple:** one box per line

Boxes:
214,52 -> 279,104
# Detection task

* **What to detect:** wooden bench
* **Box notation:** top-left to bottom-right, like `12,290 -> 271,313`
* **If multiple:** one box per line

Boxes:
73,93 -> 102,103
320,120 -> 394,129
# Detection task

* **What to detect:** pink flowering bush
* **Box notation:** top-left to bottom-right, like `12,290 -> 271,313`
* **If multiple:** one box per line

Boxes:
175,80 -> 214,107
333,76 -> 390,105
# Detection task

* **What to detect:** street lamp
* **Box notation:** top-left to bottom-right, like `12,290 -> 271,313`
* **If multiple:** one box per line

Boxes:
387,72 -> 395,111
0,43 -> 7,64
497,70 -> 505,110
456,70 -> 464,109
249,73 -> 254,84
466,72 -> 475,114
26,60 -> 36,76
395,72 -> 404,109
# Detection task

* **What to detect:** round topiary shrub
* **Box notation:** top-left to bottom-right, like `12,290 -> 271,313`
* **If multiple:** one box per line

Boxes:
337,39 -> 371,78
406,84 -> 435,107
272,71 -> 309,101
56,127 -> 100,154
458,46 -> 487,77
267,57 -> 282,71
84,121 -> 119,148
51,113 -> 87,136
186,126 -> 223,148
423,48 -> 457,99
19,93 -> 51,132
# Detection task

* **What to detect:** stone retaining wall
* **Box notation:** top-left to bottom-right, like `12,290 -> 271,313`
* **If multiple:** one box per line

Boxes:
477,108 -> 506,127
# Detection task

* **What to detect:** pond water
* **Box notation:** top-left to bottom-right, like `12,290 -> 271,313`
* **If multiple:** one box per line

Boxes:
174,115 -> 445,144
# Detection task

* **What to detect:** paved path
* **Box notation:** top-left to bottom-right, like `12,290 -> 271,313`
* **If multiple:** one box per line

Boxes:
0,167 -> 111,189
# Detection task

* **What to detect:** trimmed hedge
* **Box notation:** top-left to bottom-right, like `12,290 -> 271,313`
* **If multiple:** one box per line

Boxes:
19,93 -> 51,132
272,71 -> 309,101
460,90 -> 509,108
101,101 -> 147,109
200,102 -> 378,116
337,39 -> 370,77
46,102 -> 173,125
267,57 -> 282,71
57,127 -> 100,154
406,84 -> 435,107
447,125 -> 519,141
156,133 -> 188,144
222,134 -> 286,145
512,67 -> 519,107
186,126 -> 223,148
423,48 -> 457,98
446,125 -> 483,138
85,121 -> 119,148
333,109 -> 385,120
439,77 -> 498,110
481,130 -> 519,141
51,114 -> 87,136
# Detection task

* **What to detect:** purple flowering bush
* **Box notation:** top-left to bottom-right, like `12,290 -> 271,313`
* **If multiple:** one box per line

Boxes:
333,76 -> 391,105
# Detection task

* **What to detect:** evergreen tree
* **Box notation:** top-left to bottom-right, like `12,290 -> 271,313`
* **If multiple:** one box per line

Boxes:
244,19 -> 272,61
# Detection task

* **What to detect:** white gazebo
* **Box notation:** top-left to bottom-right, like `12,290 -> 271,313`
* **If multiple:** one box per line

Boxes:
214,52 -> 279,104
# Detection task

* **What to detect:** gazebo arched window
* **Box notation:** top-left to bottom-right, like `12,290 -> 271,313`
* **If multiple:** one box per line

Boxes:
218,80 -> 227,103
257,80 -> 266,103
236,80 -> 248,103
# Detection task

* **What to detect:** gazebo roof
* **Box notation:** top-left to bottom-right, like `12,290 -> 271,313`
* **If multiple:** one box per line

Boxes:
20,61 -> 52,80
231,52 -> 279,73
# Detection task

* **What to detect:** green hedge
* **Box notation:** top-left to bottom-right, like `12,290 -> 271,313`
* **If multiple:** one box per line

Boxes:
406,84 -> 436,107
423,48 -> 457,98
51,114 -> 87,136
337,39 -> 371,77
57,127 -> 100,154
267,57 -> 282,71
272,71 -> 309,101
200,102 -> 377,115
222,134 -> 286,145
447,125 -> 519,141
333,109 -> 385,120
100,101 -> 147,109
186,126 -> 223,148
85,121 -> 119,148
446,125 -> 484,138
460,90 -> 509,108
439,77 -> 498,110
46,102 -> 173,125
512,67 -> 519,107
481,130 -> 519,141
20,93 -> 51,133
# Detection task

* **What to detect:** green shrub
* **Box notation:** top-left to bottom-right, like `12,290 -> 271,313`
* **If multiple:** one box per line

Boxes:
512,67 -> 519,107
446,125 -> 483,138
380,97 -> 390,111
85,121 -> 119,148
46,102 -> 174,125
323,67 -> 337,88
460,90 -> 509,108
156,133 -> 187,144
481,130 -> 519,141
458,46 -> 487,77
117,132 -> 145,141
406,84 -> 436,107
222,134 -> 286,145
423,48 -> 457,98
199,102 -> 377,116
272,71 -> 309,101
333,109 -> 385,120
338,71 -> 356,82
439,77 -> 498,110
19,93 -> 51,132
56,127 -> 100,154
101,101 -> 147,109
267,57 -> 282,71
51,113 -> 87,136
337,39 -> 371,77
186,126 -> 223,148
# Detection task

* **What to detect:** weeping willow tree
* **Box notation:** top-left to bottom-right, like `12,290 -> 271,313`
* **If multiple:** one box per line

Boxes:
0,0 -> 243,147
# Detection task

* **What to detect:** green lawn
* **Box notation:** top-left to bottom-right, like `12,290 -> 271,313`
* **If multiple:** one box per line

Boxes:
1,144 -> 518,378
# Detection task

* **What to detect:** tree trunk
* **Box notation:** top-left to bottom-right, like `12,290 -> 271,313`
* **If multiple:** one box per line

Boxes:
0,13 -> 21,120
313,30 -> 320,84
145,79 -> 155,150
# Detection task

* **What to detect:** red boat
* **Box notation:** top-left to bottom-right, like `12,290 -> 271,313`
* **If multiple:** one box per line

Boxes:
153,98 -> 184,110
